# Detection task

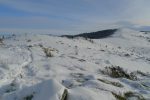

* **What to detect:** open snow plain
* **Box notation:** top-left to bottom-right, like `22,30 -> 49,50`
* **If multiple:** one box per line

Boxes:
0,28 -> 150,100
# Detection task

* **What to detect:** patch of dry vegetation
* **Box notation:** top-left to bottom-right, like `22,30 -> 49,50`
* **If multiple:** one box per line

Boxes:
112,91 -> 146,100
97,78 -> 123,87
42,47 -> 54,57
100,66 -> 137,80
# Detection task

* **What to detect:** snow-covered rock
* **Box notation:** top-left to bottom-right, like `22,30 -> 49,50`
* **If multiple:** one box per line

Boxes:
2,79 -> 66,100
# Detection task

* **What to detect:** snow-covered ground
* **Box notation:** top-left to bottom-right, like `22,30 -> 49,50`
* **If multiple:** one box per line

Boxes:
0,28 -> 150,100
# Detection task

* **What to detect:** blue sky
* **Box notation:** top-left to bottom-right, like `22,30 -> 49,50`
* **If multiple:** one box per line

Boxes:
0,0 -> 150,34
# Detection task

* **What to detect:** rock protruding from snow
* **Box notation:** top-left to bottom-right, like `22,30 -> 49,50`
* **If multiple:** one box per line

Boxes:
2,79 -> 67,100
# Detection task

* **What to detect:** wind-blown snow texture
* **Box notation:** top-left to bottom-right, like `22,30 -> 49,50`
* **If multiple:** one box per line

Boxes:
0,28 -> 150,100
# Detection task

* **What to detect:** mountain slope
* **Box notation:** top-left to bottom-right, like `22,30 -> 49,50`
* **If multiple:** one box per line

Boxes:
0,28 -> 150,100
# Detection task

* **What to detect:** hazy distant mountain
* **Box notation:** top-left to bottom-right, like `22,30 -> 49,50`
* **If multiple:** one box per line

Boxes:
138,26 -> 150,32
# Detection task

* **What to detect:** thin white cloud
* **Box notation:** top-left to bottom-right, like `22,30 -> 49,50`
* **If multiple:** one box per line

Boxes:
121,0 -> 150,20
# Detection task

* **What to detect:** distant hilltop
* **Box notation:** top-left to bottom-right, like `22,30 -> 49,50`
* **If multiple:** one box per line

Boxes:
61,29 -> 118,39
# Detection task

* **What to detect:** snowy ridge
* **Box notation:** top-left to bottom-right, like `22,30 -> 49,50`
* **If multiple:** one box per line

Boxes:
0,28 -> 150,100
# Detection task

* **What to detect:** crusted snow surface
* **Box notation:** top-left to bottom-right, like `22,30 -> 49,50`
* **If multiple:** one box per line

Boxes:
2,79 -> 65,100
0,29 -> 150,100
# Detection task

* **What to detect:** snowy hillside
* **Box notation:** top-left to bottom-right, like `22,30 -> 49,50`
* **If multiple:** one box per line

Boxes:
0,28 -> 150,100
